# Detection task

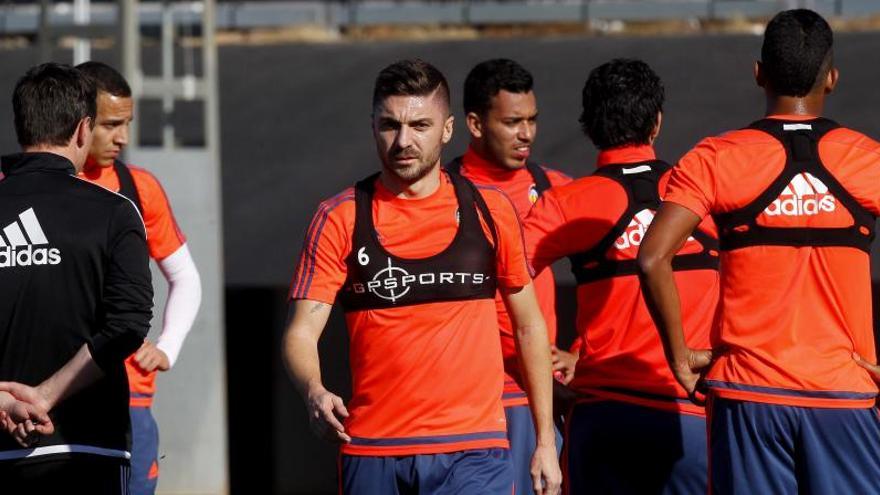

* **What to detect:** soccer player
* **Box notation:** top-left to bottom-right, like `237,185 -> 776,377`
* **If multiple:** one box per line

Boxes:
75,61 -> 202,495
445,58 -> 573,494
284,59 -> 561,495
523,59 -> 720,493
0,63 -> 153,492
639,9 -> 880,493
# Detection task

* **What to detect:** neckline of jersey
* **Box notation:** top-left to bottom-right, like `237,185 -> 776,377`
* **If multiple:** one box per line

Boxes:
596,144 -> 656,168
460,145 -> 532,183
366,172 -> 476,263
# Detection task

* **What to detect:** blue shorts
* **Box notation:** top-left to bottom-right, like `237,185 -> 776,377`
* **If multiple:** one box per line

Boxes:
565,400 -> 707,495
129,406 -> 159,495
709,397 -> 880,494
505,404 -> 562,495
341,448 -> 512,495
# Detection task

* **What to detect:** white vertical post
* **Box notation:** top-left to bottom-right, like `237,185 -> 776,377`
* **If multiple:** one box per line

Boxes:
72,0 -> 91,64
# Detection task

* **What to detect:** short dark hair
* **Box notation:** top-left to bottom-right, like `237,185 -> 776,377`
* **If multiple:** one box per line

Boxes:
579,58 -> 664,150
761,9 -> 833,97
372,59 -> 450,112
76,61 -> 132,98
13,63 -> 97,148
463,58 -> 533,115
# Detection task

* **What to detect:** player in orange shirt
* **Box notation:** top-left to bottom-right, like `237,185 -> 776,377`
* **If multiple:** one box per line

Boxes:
76,62 -> 203,495
444,58 -> 573,495
524,59 -> 719,494
639,10 -> 880,493
284,59 -> 561,494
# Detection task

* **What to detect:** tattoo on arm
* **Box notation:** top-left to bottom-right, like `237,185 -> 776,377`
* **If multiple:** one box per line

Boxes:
309,302 -> 330,314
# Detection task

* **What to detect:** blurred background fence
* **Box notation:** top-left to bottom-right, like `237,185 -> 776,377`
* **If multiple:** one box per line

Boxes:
2,0 -> 880,35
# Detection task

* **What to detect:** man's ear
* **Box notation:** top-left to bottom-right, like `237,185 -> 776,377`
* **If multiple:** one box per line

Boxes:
75,117 -> 92,149
442,115 -> 454,144
465,112 -> 483,140
754,60 -> 766,89
649,112 -> 662,144
825,67 -> 839,95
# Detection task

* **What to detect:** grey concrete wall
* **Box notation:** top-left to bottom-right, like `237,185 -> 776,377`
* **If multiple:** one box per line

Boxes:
129,149 -> 228,495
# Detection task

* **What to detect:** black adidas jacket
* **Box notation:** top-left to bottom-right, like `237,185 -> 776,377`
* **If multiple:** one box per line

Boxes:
0,152 -> 153,462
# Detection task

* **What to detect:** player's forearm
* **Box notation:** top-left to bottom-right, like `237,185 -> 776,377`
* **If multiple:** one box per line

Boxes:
516,321 -> 556,447
156,244 -> 202,366
38,344 -> 104,410
282,301 -> 333,399
638,247 -> 689,367
283,330 -> 326,399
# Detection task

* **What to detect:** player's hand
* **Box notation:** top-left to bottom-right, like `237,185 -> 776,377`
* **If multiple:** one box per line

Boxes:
306,387 -> 351,444
0,388 -> 54,447
551,346 -> 577,385
672,348 -> 714,405
853,353 -> 880,384
134,341 -> 171,373
530,443 -> 562,495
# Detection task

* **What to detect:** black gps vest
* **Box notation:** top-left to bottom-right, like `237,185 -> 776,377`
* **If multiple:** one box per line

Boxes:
446,156 -> 552,196
568,160 -> 719,285
715,118 -> 875,253
338,172 -> 498,312
113,160 -> 144,215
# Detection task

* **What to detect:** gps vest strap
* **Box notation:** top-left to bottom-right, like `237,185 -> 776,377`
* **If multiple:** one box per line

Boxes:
338,172 -> 498,312
446,156 -> 552,195
569,160 -> 719,285
113,160 -> 144,216
715,118 -> 875,253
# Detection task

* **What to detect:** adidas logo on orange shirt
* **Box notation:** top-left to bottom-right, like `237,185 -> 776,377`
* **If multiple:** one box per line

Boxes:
615,209 -> 696,251
615,209 -> 656,250
764,173 -> 836,217
0,208 -> 61,268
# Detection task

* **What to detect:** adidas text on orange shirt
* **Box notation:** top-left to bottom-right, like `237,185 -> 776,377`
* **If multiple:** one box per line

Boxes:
665,116 -> 880,408
525,145 -> 719,415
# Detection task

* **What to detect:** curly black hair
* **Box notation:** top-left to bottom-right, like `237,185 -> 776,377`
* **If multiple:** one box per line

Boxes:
579,59 -> 664,150
761,9 -> 833,98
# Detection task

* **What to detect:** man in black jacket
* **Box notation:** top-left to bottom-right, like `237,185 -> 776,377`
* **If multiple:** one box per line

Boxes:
0,63 -> 153,493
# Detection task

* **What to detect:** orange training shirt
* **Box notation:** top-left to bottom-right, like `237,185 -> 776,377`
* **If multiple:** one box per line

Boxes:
457,146 -> 572,407
79,163 -> 186,406
665,115 -> 880,409
289,171 -> 532,456
524,145 -> 719,415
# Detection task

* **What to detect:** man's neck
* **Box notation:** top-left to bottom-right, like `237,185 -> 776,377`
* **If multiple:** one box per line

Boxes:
22,145 -> 82,173
765,92 -> 825,117
380,164 -> 442,199
469,141 -> 510,172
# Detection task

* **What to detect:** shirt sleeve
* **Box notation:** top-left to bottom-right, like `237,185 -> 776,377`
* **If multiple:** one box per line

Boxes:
664,139 -> 719,219
155,244 -> 202,367
288,195 -> 354,304
132,168 -> 186,261
88,201 -> 154,371
522,191 -> 570,274
478,188 -> 532,289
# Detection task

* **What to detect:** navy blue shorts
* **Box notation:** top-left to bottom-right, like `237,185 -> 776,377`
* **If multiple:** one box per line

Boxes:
565,400 -> 707,495
130,406 -> 159,495
505,404 -> 562,495
709,397 -> 880,494
341,448 -> 513,495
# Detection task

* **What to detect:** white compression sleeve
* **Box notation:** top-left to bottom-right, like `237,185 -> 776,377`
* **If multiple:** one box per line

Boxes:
155,244 -> 202,367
